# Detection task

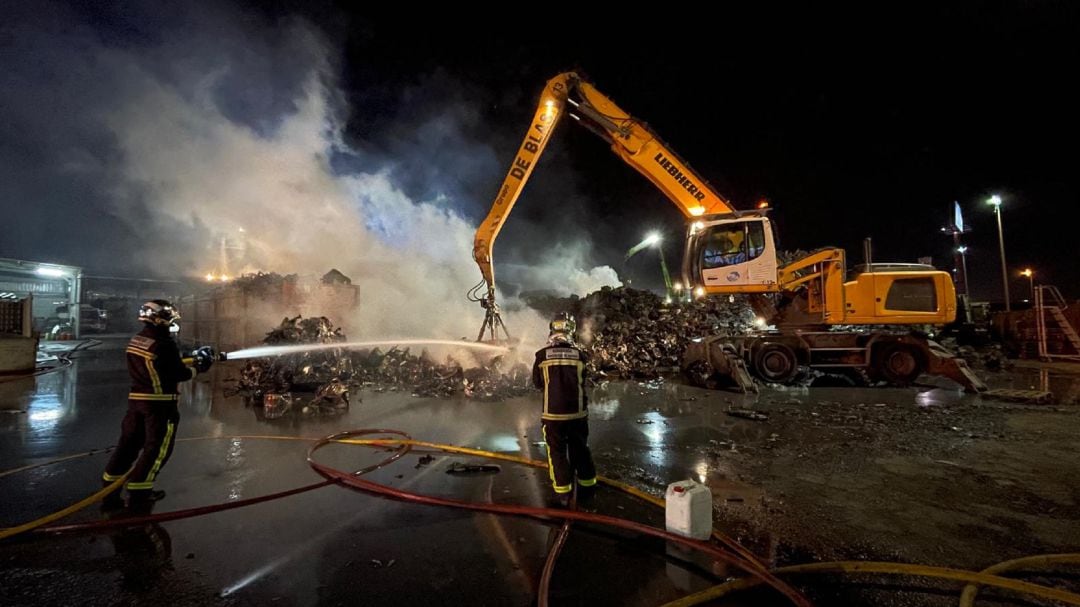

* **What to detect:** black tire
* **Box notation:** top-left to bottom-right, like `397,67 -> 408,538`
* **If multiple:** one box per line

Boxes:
752,342 -> 799,383
872,343 -> 924,386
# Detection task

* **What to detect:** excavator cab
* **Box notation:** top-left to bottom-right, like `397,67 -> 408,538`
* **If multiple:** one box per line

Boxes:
684,215 -> 779,294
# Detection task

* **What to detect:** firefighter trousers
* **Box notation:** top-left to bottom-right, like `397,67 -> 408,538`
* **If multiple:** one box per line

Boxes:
103,400 -> 179,497
542,418 -> 596,494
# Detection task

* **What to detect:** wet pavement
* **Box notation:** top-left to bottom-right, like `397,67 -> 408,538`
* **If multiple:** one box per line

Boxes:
2,336 -> 1080,606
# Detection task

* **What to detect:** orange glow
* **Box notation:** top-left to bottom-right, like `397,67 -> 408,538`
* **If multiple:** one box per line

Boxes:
756,199 -> 770,209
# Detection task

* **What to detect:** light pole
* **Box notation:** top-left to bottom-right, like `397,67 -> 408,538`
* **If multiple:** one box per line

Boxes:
1021,268 -> 1034,301
625,232 -> 675,302
956,246 -> 971,301
987,195 -> 1010,311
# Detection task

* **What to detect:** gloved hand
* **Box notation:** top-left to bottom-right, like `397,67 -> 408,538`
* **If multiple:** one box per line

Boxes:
193,346 -> 216,373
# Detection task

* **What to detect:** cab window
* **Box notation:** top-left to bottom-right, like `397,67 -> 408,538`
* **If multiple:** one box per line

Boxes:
884,277 -> 937,312
701,225 -> 746,269
746,221 -> 766,261
701,222 -> 766,269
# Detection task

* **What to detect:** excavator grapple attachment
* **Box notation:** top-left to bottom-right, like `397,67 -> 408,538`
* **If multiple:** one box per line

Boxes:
682,336 -> 758,394
924,340 -> 988,393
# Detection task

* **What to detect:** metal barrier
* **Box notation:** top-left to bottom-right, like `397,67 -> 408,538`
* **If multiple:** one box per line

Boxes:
1034,285 -> 1080,361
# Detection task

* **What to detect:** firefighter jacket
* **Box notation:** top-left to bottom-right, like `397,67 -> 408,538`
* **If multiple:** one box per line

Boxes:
532,341 -> 589,421
126,324 -> 195,401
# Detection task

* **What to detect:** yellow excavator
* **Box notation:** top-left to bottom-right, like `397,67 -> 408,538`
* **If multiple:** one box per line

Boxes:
471,72 -> 985,393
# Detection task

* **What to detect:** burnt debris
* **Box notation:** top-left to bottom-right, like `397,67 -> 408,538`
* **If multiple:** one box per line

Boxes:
227,315 -> 533,409
526,286 -> 754,380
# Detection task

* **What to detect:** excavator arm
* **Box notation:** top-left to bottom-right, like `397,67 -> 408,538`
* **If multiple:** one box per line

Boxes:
471,72 -> 735,340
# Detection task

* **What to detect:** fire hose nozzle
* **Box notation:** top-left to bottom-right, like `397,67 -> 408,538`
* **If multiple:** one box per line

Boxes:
196,346 -> 228,362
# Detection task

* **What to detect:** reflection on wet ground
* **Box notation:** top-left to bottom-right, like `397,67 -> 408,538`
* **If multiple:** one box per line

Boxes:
2,337 -> 1080,606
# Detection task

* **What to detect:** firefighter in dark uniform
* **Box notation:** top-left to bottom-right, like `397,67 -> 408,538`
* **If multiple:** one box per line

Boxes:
532,312 -> 597,507
102,300 -> 214,510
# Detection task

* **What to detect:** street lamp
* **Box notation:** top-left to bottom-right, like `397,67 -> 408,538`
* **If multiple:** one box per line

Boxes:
986,194 -> 1010,311
1021,268 -> 1034,301
625,232 -> 675,301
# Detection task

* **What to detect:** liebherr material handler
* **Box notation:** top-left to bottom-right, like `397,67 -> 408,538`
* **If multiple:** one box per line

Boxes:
471,72 -> 985,393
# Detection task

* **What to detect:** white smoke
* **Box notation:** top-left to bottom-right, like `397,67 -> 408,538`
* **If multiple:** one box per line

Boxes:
90,14 -> 617,341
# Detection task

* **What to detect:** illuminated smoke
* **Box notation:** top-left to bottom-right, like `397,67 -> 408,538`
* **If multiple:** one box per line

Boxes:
0,3 -> 620,344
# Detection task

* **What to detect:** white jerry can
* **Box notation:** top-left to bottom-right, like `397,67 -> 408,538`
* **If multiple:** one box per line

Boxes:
665,480 -> 713,540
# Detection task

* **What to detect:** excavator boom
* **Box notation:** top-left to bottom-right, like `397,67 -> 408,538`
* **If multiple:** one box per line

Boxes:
471,72 -> 734,340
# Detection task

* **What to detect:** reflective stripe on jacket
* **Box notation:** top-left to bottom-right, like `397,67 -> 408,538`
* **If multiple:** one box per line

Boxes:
127,324 -> 194,400
532,342 -> 588,421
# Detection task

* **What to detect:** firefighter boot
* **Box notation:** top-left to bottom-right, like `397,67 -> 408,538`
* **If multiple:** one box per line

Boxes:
577,483 -> 597,508
547,492 -> 571,509
127,490 -> 166,514
101,480 -> 125,512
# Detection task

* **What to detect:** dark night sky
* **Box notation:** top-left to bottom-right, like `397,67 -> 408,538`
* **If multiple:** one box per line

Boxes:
2,2 -> 1078,303
314,3 -> 1079,301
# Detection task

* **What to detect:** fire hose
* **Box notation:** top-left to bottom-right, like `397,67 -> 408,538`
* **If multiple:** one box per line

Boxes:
6,432 -> 411,537
305,430 -> 807,606
0,432 -> 799,603
3,432 -> 1080,606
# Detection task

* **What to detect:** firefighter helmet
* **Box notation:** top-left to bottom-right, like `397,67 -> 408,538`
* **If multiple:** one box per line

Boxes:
549,312 -> 576,342
139,299 -> 180,326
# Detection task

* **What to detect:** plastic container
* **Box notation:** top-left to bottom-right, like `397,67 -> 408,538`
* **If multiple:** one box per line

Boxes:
665,480 -> 713,539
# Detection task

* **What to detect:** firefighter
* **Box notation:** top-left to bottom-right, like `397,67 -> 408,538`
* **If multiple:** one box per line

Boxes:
532,312 -> 596,507
101,300 -> 214,511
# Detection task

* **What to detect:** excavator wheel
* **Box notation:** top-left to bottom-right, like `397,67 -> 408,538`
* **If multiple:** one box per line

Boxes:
872,343 -> 924,386
751,342 -> 799,384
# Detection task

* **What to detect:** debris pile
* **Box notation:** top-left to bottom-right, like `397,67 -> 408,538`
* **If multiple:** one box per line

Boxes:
263,315 -> 345,345
529,287 -> 754,380
226,271 -> 298,295
354,346 -> 531,400
939,337 -> 1012,371
227,316 -> 533,410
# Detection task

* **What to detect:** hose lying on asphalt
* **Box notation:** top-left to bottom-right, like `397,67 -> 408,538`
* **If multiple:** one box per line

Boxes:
4,432 -> 1080,607
0,474 -> 127,540
305,430 -> 811,607
0,356 -> 72,384
351,436 -> 770,573
0,446 -> 115,480
0,431 -> 801,605
7,432 -> 411,536
539,505 -> 573,607
659,560 -> 1080,607
0,433 -> 769,575
958,553 -> 1080,607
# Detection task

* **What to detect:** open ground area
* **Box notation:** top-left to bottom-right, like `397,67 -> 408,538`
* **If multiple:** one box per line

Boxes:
3,337 -> 1078,606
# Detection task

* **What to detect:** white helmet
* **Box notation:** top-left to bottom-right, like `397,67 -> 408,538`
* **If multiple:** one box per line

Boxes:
139,299 -> 180,326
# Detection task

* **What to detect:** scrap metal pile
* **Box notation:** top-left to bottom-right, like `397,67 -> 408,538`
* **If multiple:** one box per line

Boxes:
939,337 -> 1011,371
352,346 -> 532,399
226,271 -> 298,294
528,286 -> 754,380
227,316 -> 533,413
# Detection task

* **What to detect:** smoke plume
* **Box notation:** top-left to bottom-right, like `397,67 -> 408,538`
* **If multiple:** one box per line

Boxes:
0,2 -> 620,344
